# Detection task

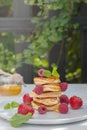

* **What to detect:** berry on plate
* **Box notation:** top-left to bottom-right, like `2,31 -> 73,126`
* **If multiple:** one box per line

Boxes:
23,93 -> 33,104
38,105 -> 47,114
59,94 -> 69,104
18,103 -> 34,115
59,103 -> 68,114
69,96 -> 83,109
59,82 -> 68,92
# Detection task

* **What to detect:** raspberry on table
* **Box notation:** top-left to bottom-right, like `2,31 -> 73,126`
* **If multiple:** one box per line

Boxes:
18,103 -> 34,115
34,85 -> 43,95
59,82 -> 68,91
23,93 -> 33,104
59,103 -> 68,114
59,94 -> 69,104
38,105 -> 47,114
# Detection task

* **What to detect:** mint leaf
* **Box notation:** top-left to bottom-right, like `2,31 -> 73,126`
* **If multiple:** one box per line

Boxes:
43,70 -> 51,77
52,68 -> 60,78
11,101 -> 19,108
4,101 -> 19,110
4,103 -> 11,110
51,64 -> 60,78
9,113 -> 32,127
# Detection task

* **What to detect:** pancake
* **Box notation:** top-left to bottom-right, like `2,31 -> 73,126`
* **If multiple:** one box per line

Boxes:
34,77 -> 61,85
31,101 -> 60,111
42,84 -> 61,92
30,91 -> 61,98
33,97 -> 59,106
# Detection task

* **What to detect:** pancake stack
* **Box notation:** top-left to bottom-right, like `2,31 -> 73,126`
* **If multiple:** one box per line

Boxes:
30,76 -> 62,111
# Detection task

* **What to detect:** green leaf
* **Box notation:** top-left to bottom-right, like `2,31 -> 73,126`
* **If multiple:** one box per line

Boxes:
4,101 -> 19,110
4,103 -> 11,110
11,101 -> 19,108
43,70 -> 52,77
51,64 -> 60,78
9,113 -> 32,127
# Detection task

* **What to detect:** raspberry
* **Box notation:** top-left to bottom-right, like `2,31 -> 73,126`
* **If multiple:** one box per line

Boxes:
60,82 -> 68,91
59,94 -> 69,104
38,69 -> 45,77
69,96 -> 83,109
23,93 -> 33,104
18,103 -> 34,115
34,85 -> 43,95
38,105 -> 47,114
59,103 -> 68,114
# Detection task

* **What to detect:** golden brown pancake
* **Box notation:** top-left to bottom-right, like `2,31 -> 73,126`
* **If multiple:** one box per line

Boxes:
30,91 -> 61,98
42,84 -> 61,92
34,77 -> 61,85
31,101 -> 60,111
33,97 -> 59,106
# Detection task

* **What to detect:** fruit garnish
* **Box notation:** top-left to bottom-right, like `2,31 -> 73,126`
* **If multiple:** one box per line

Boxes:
23,93 -> 33,104
59,82 -> 68,91
4,103 -> 11,110
38,105 -> 47,114
38,69 -> 45,77
9,113 -> 32,127
51,64 -> 60,78
59,94 -> 69,104
18,103 -> 34,115
34,85 -> 43,95
38,64 -> 60,78
69,96 -> 83,109
43,70 -> 52,77
59,103 -> 68,114
4,101 -> 19,110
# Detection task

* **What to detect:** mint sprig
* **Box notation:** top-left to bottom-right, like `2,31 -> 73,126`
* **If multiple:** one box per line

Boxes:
4,101 -> 19,110
43,70 -> 51,77
9,113 -> 32,127
43,64 -> 60,78
51,64 -> 60,78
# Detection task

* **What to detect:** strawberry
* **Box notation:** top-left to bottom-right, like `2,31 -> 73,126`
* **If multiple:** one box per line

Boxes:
23,93 -> 33,104
69,96 -> 83,109
18,103 -> 34,115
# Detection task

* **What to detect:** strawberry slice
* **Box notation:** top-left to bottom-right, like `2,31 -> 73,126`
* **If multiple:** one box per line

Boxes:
69,96 -> 83,109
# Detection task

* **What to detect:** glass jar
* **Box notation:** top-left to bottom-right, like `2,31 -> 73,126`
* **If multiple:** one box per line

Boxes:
0,75 -> 22,96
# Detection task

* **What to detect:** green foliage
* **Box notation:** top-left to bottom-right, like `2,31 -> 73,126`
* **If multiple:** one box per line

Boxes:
65,31 -> 81,82
0,0 -> 87,82
23,0 -> 87,82
23,1 -> 72,68
0,0 -> 13,6
0,33 -> 22,73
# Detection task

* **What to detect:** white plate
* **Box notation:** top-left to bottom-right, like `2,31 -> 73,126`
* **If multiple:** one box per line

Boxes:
0,100 -> 87,125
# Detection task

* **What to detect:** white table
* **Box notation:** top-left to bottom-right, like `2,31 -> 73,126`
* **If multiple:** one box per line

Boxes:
0,84 -> 87,130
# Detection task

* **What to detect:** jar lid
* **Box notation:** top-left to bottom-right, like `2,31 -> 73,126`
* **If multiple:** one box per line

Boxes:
0,75 -> 18,85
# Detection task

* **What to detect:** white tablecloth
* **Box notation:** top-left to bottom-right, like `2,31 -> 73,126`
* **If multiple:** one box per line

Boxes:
0,84 -> 87,130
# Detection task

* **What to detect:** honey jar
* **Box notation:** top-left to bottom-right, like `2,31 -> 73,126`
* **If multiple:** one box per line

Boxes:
0,75 -> 22,96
